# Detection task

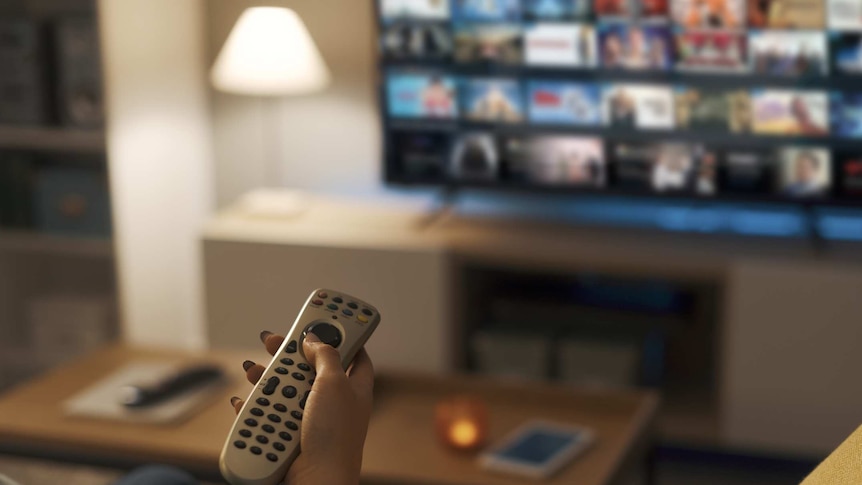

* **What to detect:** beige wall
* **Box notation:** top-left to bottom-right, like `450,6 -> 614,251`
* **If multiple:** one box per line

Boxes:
206,0 -> 382,207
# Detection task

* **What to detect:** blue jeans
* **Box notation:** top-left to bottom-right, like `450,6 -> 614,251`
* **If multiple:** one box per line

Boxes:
113,465 -> 198,485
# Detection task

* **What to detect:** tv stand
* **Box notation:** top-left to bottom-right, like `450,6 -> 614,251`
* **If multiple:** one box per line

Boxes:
416,186 -> 459,230
202,193 -> 862,457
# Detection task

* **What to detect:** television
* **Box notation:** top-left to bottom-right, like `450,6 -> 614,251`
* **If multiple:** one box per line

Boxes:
376,0 -> 862,211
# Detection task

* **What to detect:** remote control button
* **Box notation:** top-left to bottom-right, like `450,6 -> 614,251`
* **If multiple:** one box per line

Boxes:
362,308 -> 373,316
279,431 -> 293,441
317,291 -> 328,298
285,340 -> 298,353
250,446 -> 262,455
297,363 -> 312,372
291,411 -> 303,420
234,440 -> 246,449
245,418 -> 258,427
282,386 -> 297,398
357,314 -> 368,324
309,377 -> 315,385
239,429 -> 252,438
262,424 -> 275,433
275,367 -> 289,375
327,303 -> 338,311
312,298 -> 323,306
274,403 -> 287,412
268,414 -> 282,423
256,397 -> 270,406
304,322 -> 343,348
250,408 -> 264,417
263,376 -> 280,395
299,390 -> 310,409
256,435 -> 269,444
266,453 -> 279,462
285,421 -> 299,431
292,372 -> 306,381
333,296 -> 343,303
280,358 -> 294,366
273,442 -> 286,452
348,302 -> 358,309
342,309 -> 354,316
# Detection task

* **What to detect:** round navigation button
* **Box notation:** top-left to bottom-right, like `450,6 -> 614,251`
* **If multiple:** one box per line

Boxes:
303,322 -> 343,348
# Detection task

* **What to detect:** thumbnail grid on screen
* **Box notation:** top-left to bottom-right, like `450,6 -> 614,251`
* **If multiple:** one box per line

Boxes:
379,0 -> 862,203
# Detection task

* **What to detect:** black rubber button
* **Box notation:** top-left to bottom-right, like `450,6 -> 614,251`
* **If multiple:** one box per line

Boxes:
285,340 -> 297,353
279,431 -> 293,441
342,309 -> 354,316
266,453 -> 278,462
327,303 -> 338,311
268,414 -> 282,423
299,390 -> 310,409
250,408 -> 264,417
285,421 -> 299,431
262,424 -> 275,433
275,367 -> 289,375
282,386 -> 297,398
263,376 -> 280,395
292,372 -> 306,381
256,397 -> 270,406
362,308 -> 373,316
309,377 -> 315,385
348,302 -> 358,309
234,440 -> 246,449
273,442 -> 286,452
280,358 -> 294,366
256,435 -> 269,444
245,418 -> 258,427
304,322 -> 342,348
274,403 -> 287,412
250,446 -> 262,455
291,411 -> 303,420
239,429 -> 252,438
297,363 -> 312,372
333,296 -> 343,303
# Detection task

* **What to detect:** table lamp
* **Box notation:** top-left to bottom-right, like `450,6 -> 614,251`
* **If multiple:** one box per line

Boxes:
211,6 -> 331,192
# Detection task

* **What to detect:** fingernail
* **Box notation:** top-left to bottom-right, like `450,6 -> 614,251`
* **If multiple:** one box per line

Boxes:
304,332 -> 320,344
230,396 -> 241,406
242,360 -> 255,371
259,330 -> 273,343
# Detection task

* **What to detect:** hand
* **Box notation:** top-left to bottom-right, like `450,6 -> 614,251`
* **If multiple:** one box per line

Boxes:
230,331 -> 374,485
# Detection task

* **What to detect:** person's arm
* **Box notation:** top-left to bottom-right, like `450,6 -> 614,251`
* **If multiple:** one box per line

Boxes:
230,331 -> 374,485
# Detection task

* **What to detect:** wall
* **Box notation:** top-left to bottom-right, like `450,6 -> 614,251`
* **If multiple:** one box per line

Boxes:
99,0 -> 213,349
206,0 -> 382,207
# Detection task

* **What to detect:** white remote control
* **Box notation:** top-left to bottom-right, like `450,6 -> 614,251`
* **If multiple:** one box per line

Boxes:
219,289 -> 381,485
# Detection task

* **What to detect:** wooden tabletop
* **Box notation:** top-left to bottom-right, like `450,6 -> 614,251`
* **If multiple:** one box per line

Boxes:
0,345 -> 658,484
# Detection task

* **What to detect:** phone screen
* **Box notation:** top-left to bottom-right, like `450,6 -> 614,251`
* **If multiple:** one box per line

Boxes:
495,428 -> 583,465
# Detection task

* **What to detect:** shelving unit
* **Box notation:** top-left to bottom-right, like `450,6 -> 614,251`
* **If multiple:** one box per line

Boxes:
0,126 -> 105,154
0,230 -> 112,258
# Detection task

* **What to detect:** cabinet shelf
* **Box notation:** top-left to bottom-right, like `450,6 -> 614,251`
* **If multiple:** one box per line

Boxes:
0,230 -> 112,258
0,126 -> 105,154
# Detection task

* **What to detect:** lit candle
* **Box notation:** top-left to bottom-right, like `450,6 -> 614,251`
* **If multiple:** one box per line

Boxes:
435,396 -> 488,452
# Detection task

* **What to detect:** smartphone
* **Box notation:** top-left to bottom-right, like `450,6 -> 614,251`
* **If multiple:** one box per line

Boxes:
479,420 -> 595,480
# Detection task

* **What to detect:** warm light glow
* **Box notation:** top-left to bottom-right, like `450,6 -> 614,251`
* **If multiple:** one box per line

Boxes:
448,419 -> 480,447
211,7 -> 331,96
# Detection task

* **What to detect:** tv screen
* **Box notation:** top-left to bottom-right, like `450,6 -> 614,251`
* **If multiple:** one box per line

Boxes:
377,0 -> 862,207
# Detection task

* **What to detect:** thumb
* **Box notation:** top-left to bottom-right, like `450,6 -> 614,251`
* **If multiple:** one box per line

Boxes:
303,332 -> 345,381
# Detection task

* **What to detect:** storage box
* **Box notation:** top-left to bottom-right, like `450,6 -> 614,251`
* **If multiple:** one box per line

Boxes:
0,19 -> 49,124
557,338 -> 640,388
54,17 -> 103,127
472,330 -> 551,379
33,165 -> 111,237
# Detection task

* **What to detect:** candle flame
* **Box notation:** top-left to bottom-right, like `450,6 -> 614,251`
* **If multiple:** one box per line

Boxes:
449,419 -> 479,447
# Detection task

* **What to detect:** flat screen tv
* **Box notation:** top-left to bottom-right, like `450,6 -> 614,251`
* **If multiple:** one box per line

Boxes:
376,0 -> 862,208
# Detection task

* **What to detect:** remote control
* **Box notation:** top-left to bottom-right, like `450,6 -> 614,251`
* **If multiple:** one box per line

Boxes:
219,289 -> 382,485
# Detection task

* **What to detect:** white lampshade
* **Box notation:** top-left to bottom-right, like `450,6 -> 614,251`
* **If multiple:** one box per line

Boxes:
211,7 -> 331,96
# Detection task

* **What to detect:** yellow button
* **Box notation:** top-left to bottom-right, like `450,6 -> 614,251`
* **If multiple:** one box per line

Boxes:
357,315 -> 368,323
